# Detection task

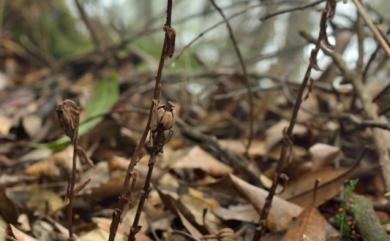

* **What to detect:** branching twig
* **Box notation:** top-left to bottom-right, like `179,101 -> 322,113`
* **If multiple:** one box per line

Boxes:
251,1 -> 337,240
108,1 -> 175,241
351,0 -> 390,57
260,0 -> 326,22
209,0 -> 255,156
301,22 -> 390,191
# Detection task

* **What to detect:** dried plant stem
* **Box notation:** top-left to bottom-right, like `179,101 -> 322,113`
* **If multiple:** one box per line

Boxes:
128,146 -> 158,240
209,0 -> 254,156
251,1 -> 335,240
56,100 -> 81,241
260,0 -> 325,22
67,131 -> 78,240
108,1 -> 174,241
351,0 -> 390,57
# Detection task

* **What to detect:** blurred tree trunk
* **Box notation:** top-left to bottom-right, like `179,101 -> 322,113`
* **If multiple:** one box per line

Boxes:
251,3 -> 278,53
277,5 -> 312,79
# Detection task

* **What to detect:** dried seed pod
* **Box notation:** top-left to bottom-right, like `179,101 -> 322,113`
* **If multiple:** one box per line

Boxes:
56,100 -> 81,142
157,101 -> 176,130
150,99 -> 160,132
163,25 -> 176,58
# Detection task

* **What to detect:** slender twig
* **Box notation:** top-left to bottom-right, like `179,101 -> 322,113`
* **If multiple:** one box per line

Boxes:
260,0 -> 326,21
74,0 -> 102,51
251,1 -> 336,240
108,1 -> 174,241
351,0 -> 390,57
209,0 -> 255,156
174,2 -> 263,61
356,8 -> 365,73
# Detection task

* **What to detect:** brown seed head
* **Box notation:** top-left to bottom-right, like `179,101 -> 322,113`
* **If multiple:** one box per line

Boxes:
56,99 -> 81,142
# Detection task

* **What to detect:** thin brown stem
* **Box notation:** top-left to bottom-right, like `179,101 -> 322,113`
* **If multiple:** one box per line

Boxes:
108,1 -> 174,240
251,1 -> 336,240
128,150 -> 157,241
356,9 -> 365,73
209,0 -> 254,156
260,0 -> 326,22
67,131 -> 78,240
56,100 -> 81,241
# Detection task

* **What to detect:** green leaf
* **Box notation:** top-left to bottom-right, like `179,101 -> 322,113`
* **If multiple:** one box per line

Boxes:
39,73 -> 119,151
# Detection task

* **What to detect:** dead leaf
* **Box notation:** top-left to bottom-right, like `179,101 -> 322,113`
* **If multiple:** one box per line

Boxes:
78,227 -> 154,241
281,207 -> 326,241
157,188 -> 208,239
6,185 -> 63,215
8,224 -> 39,241
282,165 -> 358,207
0,115 -> 12,137
22,115 -> 42,138
228,174 -> 302,232
309,143 -> 341,169
218,139 -> 267,157
213,204 -> 258,223
266,120 -> 307,150
0,189 -> 19,223
92,217 -> 153,240
173,146 -> 233,176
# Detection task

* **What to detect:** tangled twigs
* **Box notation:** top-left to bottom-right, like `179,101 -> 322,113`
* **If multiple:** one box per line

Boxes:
56,100 -> 81,240
108,1 -> 175,241
251,1 -> 337,241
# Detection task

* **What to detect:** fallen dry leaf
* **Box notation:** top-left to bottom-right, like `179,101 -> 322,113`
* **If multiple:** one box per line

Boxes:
173,146 -> 233,176
22,115 -> 42,138
281,206 -> 327,241
282,165 -> 358,207
8,224 -> 39,241
157,188 -> 208,239
213,204 -> 258,223
265,120 -> 307,150
0,115 -> 12,137
218,139 -> 267,157
228,174 -> 301,232
309,143 -> 341,169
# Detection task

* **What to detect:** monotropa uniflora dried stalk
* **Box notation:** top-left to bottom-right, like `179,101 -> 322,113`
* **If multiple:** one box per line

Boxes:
56,99 -> 81,240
